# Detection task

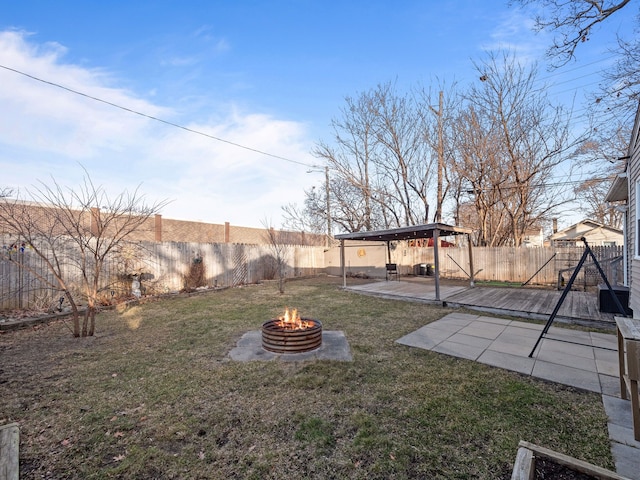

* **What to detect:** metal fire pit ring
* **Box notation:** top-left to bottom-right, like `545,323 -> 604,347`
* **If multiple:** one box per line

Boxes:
261,319 -> 323,353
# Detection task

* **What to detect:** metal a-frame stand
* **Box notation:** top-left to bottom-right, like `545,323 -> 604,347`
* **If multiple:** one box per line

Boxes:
529,237 -> 628,358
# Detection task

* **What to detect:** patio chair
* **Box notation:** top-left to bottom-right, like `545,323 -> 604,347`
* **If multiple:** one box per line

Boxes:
386,263 -> 399,281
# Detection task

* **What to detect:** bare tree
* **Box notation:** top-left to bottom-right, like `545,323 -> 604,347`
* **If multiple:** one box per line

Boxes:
313,89 -> 379,231
281,198 -> 325,234
311,82 -> 437,232
452,51 -> 580,246
282,167 -> 334,245
572,121 -> 630,227
369,82 -> 434,226
414,81 -> 461,223
512,0 -> 639,120
261,219 -> 296,294
1,199 -> 83,326
574,177 -> 624,227
513,0 -> 631,64
451,106 -> 511,245
0,171 -> 167,337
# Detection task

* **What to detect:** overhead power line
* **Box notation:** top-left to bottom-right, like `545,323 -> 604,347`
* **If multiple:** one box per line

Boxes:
0,63 -> 315,168
464,175 -> 615,194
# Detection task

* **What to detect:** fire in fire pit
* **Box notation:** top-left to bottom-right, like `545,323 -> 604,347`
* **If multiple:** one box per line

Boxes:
262,308 -> 323,353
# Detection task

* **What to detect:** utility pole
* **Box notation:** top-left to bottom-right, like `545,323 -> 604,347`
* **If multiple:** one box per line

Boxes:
308,166 -> 332,247
429,91 -> 444,223
435,90 -> 444,223
325,166 -> 332,247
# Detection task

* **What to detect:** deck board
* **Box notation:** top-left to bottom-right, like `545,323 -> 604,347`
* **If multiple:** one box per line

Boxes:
344,278 -> 616,327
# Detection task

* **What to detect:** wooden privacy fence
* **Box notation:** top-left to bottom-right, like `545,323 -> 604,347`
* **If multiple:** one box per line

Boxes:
0,238 -> 325,310
141,242 -> 325,293
420,245 -> 624,286
0,237 -> 625,311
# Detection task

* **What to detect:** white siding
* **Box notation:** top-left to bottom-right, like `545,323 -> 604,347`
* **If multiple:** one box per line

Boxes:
628,103 -> 640,316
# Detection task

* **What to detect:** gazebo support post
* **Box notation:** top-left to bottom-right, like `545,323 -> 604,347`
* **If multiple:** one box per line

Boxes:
340,239 -> 346,288
467,233 -> 475,287
434,228 -> 441,301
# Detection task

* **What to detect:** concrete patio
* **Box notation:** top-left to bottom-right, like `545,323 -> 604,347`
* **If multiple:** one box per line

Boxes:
396,312 -> 639,479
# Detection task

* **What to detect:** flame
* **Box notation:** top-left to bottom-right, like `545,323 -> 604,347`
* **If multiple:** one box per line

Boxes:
276,307 -> 312,330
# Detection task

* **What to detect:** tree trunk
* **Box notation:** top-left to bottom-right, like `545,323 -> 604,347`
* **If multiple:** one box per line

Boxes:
62,291 -> 81,337
88,306 -> 96,336
278,262 -> 285,294
82,309 -> 89,337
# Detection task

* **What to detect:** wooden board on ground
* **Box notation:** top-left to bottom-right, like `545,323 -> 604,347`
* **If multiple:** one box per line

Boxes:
0,423 -> 19,480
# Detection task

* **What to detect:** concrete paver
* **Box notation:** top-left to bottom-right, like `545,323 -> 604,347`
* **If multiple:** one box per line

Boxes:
432,340 -> 485,360
540,338 -> 596,359
547,326 -> 593,343
476,349 -> 535,375
486,340 -> 531,356
595,349 -> 621,377
603,396 -> 640,445
476,315 -> 512,325
396,325 -> 452,349
611,443 -> 640,480
600,374 -> 622,398
535,348 -> 597,372
532,360 -> 602,392
447,332 -> 495,349
592,331 -> 619,349
458,321 -> 508,339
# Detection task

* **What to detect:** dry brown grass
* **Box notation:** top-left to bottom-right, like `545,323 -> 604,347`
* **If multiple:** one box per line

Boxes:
0,277 -> 613,479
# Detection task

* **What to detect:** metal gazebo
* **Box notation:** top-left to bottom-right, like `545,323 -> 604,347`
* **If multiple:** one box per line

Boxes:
334,223 -> 474,301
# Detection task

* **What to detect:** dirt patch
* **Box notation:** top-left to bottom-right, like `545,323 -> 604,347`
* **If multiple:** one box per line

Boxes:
535,457 -> 598,479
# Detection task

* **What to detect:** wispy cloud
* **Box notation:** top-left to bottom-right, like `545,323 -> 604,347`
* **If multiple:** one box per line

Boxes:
480,8 -> 549,64
0,30 -> 315,226
192,25 -> 231,54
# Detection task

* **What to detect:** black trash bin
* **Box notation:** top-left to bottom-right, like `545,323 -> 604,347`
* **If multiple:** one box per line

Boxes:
426,264 -> 434,276
418,263 -> 427,276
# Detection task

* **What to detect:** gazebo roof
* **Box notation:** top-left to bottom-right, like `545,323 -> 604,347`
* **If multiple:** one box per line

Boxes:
334,223 -> 473,242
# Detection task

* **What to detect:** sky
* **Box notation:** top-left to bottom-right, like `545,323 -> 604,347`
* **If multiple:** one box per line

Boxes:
0,1 -> 635,230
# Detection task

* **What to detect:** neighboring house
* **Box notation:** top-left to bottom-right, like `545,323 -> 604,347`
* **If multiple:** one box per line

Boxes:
605,101 -> 640,315
522,227 -> 544,248
549,219 -> 623,247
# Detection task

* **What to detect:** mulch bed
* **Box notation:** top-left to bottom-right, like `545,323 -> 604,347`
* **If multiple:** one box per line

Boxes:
535,457 -> 598,479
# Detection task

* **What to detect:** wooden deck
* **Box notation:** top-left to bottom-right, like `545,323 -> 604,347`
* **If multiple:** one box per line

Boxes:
344,277 -> 618,328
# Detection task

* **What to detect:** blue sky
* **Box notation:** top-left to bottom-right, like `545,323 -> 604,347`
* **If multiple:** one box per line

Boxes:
0,1 -> 633,229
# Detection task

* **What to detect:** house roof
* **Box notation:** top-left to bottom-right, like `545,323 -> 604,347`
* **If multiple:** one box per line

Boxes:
549,219 -> 622,241
605,172 -> 628,203
334,223 -> 473,242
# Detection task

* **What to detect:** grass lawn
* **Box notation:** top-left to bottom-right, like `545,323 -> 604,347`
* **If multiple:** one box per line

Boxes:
0,277 -> 614,479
